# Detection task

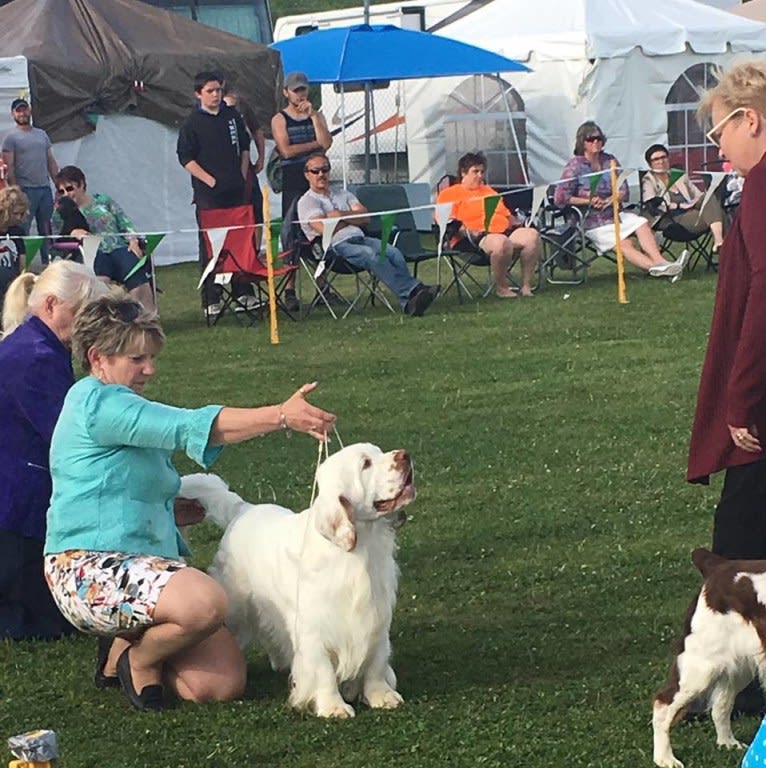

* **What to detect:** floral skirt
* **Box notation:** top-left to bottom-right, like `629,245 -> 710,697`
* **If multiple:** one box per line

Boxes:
44,550 -> 187,636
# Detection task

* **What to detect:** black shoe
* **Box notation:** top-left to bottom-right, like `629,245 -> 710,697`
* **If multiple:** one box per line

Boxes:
322,285 -> 346,307
116,647 -> 164,711
95,636 -> 120,689
405,284 -> 441,317
283,290 -> 300,312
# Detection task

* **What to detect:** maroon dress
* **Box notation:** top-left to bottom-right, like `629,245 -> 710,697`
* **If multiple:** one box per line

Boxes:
688,151 -> 766,483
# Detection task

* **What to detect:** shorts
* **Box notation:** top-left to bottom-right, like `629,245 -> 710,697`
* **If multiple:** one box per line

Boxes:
44,550 -> 187,636
94,247 -> 152,291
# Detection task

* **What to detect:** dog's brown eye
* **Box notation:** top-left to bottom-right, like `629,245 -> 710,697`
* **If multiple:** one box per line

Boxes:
362,457 -> 372,470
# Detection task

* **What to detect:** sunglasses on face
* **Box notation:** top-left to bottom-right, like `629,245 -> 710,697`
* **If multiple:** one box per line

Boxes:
584,135 -> 605,143
706,107 -> 747,148
306,166 -> 330,175
57,184 -> 76,194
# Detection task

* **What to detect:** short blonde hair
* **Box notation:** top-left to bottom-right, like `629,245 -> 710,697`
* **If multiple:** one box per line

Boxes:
698,60 -> 766,124
72,293 -> 165,372
2,260 -> 108,335
0,186 -> 29,232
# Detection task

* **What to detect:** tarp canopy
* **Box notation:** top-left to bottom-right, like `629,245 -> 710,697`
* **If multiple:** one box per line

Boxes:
0,0 -> 282,142
271,23 -> 529,84
437,0 -> 766,61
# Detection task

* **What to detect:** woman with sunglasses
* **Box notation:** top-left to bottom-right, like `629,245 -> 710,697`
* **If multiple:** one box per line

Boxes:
554,121 -> 687,280
641,143 -> 725,252
52,166 -> 155,312
0,260 -> 107,640
43,293 -> 336,711
689,63 -> 766,614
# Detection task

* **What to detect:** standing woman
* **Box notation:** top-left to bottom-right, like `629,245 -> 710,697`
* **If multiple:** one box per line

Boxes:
555,121 -> 687,279
44,294 -> 336,709
0,261 -> 107,639
271,71 -> 332,311
689,61 -> 766,558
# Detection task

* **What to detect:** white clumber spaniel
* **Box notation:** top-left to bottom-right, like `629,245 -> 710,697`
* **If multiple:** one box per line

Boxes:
180,442 -> 415,718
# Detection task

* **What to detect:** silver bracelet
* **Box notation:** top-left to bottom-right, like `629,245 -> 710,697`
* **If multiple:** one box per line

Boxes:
278,404 -> 292,437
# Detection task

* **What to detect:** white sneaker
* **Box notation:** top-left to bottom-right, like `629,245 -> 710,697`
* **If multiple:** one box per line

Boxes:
648,261 -> 675,277
235,295 -> 263,312
205,302 -> 222,317
675,249 -> 690,272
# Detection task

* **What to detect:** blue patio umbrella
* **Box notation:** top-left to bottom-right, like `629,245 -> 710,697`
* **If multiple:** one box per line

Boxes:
271,24 -> 529,83
271,24 -> 529,184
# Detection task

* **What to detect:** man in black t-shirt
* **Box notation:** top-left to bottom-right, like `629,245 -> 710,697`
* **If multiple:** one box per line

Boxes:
177,71 -> 252,316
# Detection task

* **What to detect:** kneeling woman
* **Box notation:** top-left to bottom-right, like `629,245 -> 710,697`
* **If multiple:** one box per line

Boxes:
44,294 -> 336,710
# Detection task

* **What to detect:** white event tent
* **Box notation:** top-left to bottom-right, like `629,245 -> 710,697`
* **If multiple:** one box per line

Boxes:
406,0 -> 766,190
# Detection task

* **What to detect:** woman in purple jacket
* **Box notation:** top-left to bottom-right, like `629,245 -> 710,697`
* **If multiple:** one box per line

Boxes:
0,260 -> 106,639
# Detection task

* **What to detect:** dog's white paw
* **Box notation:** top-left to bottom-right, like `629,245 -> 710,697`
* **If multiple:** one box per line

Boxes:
718,738 -> 746,751
315,698 -> 356,719
653,755 -> 684,768
364,687 -> 404,709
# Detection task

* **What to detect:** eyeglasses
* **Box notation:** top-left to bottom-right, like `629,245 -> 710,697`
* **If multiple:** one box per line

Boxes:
57,184 -> 76,194
306,166 -> 331,175
649,155 -> 669,163
584,135 -> 605,143
706,107 -> 747,148
109,302 -> 142,323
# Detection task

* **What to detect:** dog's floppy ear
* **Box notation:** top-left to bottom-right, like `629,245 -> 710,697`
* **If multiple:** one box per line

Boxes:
314,494 -> 356,551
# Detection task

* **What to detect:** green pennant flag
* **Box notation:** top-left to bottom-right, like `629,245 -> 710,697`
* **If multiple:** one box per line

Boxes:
483,195 -> 501,232
123,234 -> 164,282
379,212 -> 396,262
270,218 -> 283,262
23,236 -> 44,270
588,172 -> 603,196
667,168 -> 685,189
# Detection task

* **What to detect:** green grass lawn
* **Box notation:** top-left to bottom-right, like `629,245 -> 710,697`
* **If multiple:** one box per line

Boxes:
0,258 -> 751,768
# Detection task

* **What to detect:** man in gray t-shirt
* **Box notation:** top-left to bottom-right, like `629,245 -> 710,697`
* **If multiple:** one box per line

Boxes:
296,151 -> 440,317
1,99 -> 59,264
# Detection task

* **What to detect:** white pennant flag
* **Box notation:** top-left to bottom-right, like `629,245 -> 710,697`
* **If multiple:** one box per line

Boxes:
433,202 -> 454,285
321,217 -> 340,254
530,185 -> 548,220
80,235 -> 102,269
696,172 -> 728,223
615,167 -> 635,191
197,227 -> 228,289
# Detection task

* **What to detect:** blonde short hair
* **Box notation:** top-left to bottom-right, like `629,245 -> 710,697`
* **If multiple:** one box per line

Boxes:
2,260 -> 108,335
698,60 -> 766,124
72,293 -> 165,372
0,186 -> 29,232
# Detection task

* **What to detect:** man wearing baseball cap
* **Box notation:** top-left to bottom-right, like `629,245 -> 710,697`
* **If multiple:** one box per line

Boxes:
271,72 -> 333,311
1,98 -> 59,265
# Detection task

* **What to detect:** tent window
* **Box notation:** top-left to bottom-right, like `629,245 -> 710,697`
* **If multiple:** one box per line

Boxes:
665,63 -> 719,172
443,75 -> 527,187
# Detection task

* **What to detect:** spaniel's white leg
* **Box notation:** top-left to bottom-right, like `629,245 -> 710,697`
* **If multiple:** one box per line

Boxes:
652,698 -> 685,768
290,648 -> 355,718
362,636 -> 403,710
710,681 -> 745,750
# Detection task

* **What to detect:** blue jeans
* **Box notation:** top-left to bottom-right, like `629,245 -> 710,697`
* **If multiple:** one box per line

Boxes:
21,186 -> 54,265
330,236 -> 419,309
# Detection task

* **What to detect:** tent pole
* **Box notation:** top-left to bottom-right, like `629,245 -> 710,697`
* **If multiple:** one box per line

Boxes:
499,73 -> 528,186
341,83 -> 348,189
371,85 -> 381,182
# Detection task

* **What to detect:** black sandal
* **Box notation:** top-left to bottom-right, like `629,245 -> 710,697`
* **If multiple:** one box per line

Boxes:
95,637 -> 120,689
116,647 -> 164,711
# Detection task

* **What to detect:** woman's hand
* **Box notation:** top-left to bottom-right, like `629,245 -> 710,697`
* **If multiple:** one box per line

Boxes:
280,382 -> 336,441
729,424 -> 762,453
127,238 -> 143,258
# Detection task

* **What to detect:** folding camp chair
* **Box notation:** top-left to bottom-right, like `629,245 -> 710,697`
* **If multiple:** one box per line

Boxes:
639,171 -> 715,272
198,205 -> 298,327
352,184 -> 438,280
535,187 -> 590,285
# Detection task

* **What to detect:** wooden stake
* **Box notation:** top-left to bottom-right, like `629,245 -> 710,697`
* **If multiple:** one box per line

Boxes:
263,190 -> 280,344
610,159 -> 628,304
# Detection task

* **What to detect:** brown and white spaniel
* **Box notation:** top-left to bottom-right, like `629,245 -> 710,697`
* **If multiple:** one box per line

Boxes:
652,547 -> 766,768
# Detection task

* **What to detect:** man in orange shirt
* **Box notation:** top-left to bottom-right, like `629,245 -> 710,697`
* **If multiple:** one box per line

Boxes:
437,152 -> 541,298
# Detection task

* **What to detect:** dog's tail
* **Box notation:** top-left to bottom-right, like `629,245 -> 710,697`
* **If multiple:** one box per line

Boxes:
691,547 -> 727,578
178,473 -> 246,529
